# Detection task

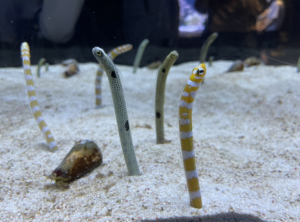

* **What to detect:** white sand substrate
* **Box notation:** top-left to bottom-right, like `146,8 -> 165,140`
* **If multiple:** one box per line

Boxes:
0,61 -> 299,221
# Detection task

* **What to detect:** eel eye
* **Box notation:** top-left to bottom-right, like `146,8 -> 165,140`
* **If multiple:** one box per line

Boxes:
197,68 -> 204,75
96,51 -> 102,56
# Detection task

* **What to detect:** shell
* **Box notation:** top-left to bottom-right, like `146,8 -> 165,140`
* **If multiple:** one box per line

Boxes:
244,56 -> 261,67
61,58 -> 78,66
147,61 -> 162,69
50,140 -> 103,182
227,60 -> 244,72
64,63 -> 79,77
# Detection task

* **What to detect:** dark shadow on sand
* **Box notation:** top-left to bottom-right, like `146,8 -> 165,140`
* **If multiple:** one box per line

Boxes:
142,212 -> 267,222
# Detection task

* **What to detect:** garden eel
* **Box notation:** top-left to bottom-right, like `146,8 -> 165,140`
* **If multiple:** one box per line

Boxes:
199,32 -> 218,63
92,47 -> 140,176
179,63 -> 206,209
96,44 -> 132,107
21,42 -> 58,151
209,56 -> 214,67
37,58 -> 46,78
45,62 -> 49,72
199,32 -> 217,84
155,50 -> 179,144
133,39 -> 149,74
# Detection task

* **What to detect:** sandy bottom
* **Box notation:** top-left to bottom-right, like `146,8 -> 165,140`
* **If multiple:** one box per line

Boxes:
0,61 -> 299,221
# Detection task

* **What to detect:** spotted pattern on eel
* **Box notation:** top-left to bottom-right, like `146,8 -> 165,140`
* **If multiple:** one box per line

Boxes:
95,44 -> 132,107
92,47 -> 140,176
20,42 -> 58,151
155,50 -> 178,144
179,63 -> 206,208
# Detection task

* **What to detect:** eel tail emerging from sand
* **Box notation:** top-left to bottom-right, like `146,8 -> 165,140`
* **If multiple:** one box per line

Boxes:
199,32 -> 218,64
37,58 -> 46,78
95,66 -> 104,107
95,44 -> 133,107
20,42 -> 58,151
45,62 -> 49,72
155,50 -> 179,144
133,39 -> 149,74
179,63 -> 206,208
92,46 -> 141,176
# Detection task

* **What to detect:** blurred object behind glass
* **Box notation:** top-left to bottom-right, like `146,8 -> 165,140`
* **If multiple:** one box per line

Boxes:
178,0 -> 207,38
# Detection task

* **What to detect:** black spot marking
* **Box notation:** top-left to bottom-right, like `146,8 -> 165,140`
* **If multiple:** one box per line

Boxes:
125,120 -> 129,131
111,71 -> 117,78
156,112 -> 161,118
162,68 -> 166,73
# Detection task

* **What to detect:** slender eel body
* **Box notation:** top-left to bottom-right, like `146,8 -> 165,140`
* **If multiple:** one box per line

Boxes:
45,62 -> 49,72
179,63 -> 206,208
37,58 -> 46,78
96,44 -> 132,107
95,66 -> 104,107
155,50 -> 179,144
21,42 -> 58,151
133,39 -> 149,74
92,47 -> 140,176
199,32 -> 217,84
209,56 -> 214,67
107,44 -> 132,59
199,32 -> 218,63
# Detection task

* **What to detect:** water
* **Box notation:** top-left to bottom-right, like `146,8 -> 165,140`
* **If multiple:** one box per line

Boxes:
0,0 -> 299,67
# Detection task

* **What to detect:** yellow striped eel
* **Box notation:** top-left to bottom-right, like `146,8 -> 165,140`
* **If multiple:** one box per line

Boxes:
20,42 -> 58,151
92,47 -> 140,176
95,44 -> 132,107
107,44 -> 132,59
179,63 -> 206,208
133,39 -> 149,74
155,50 -> 179,144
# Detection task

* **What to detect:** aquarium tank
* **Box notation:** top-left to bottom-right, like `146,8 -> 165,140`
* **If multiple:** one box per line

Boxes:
0,0 -> 299,221
0,0 -> 299,67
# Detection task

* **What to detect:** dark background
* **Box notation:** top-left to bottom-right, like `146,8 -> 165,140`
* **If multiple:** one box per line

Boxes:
0,0 -> 299,67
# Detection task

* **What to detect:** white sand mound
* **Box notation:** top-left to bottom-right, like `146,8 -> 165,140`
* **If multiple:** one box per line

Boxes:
0,61 -> 299,221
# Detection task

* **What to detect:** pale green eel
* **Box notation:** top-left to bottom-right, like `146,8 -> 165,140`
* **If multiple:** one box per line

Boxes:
155,50 -> 179,144
92,47 -> 141,176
